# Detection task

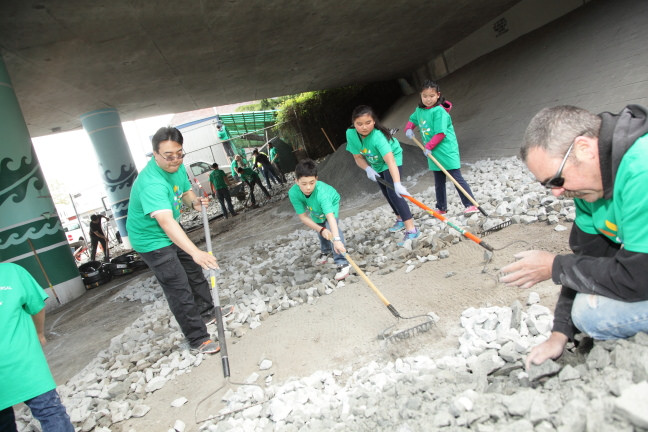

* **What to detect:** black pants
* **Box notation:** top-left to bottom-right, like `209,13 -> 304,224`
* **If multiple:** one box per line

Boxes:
139,244 -> 214,348
246,177 -> 270,205
90,236 -> 109,261
215,188 -> 236,217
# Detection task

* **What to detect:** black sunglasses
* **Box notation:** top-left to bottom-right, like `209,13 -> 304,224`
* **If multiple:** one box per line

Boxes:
540,140 -> 576,188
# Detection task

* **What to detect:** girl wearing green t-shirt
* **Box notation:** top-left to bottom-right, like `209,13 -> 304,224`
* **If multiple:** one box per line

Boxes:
346,105 -> 419,245
404,80 -> 478,215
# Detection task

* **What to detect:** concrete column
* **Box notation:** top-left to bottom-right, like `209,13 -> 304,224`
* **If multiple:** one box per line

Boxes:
0,55 -> 85,310
80,108 -> 137,249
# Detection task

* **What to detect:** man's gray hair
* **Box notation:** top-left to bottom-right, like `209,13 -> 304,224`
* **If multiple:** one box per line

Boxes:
521,106 -> 601,161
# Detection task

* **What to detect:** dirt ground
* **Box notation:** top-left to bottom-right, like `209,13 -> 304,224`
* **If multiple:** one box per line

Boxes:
43,179 -> 572,432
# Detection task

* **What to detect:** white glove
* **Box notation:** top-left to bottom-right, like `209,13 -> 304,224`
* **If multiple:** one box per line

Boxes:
423,149 -> 431,157
365,166 -> 379,182
394,182 -> 411,197
405,129 -> 415,139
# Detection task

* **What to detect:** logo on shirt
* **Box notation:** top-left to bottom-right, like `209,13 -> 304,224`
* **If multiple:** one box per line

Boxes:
361,148 -> 380,164
173,185 -> 183,212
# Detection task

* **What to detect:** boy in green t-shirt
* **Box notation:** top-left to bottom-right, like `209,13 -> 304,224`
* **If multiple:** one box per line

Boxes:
209,163 -> 237,218
237,166 -> 271,207
288,159 -> 351,281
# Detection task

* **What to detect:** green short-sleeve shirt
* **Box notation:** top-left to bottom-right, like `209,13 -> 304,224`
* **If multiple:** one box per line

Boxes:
574,133 -> 648,253
288,181 -> 340,223
239,167 -> 259,182
218,127 -> 231,141
126,157 -> 191,253
269,147 -> 278,163
0,263 -> 56,411
345,128 -> 403,173
209,169 -> 228,190
409,105 -> 461,170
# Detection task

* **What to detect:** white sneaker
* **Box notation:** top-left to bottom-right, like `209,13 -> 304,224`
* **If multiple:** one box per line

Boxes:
334,265 -> 351,281
316,254 -> 329,265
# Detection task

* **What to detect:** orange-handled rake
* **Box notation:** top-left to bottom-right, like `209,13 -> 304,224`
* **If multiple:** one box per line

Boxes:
376,178 -> 493,252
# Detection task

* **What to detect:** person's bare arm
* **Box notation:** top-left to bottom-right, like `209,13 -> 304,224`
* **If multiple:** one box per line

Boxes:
325,213 -> 346,254
32,309 -> 47,345
353,154 -> 370,170
500,250 -> 555,289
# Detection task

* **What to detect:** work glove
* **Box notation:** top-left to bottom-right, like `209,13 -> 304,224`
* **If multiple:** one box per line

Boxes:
405,129 -> 415,139
365,166 -> 379,182
394,182 -> 411,197
423,149 -> 431,158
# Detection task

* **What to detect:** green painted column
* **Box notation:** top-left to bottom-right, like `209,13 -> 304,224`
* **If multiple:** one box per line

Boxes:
80,108 -> 137,249
0,56 -> 85,309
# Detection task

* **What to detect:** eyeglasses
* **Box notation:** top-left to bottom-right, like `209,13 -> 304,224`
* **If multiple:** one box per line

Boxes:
540,141 -> 575,188
157,150 -> 186,162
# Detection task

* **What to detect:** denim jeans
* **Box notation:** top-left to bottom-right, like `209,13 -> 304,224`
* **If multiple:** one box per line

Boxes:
376,167 -> 413,222
571,293 -> 648,340
0,389 -> 74,432
215,188 -> 236,217
139,244 -> 213,347
432,169 -> 475,211
261,164 -> 281,189
317,219 -> 349,267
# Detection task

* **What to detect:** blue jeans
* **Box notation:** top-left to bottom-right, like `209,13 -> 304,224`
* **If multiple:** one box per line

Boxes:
0,389 -> 74,432
432,169 -> 475,211
376,167 -> 413,222
139,244 -> 214,348
571,293 -> 648,339
317,219 -> 349,267
261,164 -> 281,189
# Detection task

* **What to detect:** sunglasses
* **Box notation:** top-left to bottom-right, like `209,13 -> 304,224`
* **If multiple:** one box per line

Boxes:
540,140 -> 575,188
157,150 -> 186,162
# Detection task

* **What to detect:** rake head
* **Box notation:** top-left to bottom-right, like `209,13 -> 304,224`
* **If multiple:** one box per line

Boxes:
379,314 -> 438,343
481,220 -> 512,236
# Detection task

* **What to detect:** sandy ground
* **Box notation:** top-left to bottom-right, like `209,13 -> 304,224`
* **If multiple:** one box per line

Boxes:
43,179 -> 572,431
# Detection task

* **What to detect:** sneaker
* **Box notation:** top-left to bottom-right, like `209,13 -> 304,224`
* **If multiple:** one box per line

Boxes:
464,205 -> 478,214
193,339 -> 220,354
334,264 -> 351,281
203,305 -> 235,325
389,219 -> 405,232
316,254 -> 330,265
434,209 -> 447,215
397,228 -> 421,246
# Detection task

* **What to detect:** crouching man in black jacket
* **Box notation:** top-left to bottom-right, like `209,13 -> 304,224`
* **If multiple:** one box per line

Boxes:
501,105 -> 648,369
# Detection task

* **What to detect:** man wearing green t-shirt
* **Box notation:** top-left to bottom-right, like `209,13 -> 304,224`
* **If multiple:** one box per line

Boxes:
217,123 -> 235,158
501,105 -> 648,369
268,142 -> 287,182
0,263 -> 74,431
126,126 -> 220,355
209,163 -> 237,219
288,159 -> 351,280
236,166 -> 270,207
230,154 -> 248,181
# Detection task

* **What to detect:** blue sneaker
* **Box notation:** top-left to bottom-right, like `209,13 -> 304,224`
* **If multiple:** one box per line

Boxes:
389,219 -> 405,232
397,228 -> 420,246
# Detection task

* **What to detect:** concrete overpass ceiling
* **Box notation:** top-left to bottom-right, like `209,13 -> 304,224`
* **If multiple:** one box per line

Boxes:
0,0 -> 522,137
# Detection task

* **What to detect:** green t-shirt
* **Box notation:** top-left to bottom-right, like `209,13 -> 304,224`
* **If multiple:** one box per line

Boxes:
218,127 -> 231,141
230,157 -> 248,177
0,263 -> 56,410
408,105 -> 461,170
239,167 -> 259,182
288,181 -> 340,223
345,128 -> 403,173
209,169 -> 228,190
126,157 -> 191,253
574,134 -> 648,253
269,147 -> 278,163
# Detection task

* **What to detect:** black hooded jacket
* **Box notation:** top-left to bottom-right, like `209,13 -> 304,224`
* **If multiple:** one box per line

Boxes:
550,105 -> 648,339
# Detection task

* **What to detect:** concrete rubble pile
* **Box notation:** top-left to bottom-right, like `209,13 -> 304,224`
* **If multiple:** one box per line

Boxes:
14,156 -> 647,431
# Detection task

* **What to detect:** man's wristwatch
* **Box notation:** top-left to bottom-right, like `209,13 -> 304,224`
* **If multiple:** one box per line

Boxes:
333,237 -> 341,241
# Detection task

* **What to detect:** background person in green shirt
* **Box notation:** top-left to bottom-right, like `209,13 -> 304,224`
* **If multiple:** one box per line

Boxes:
268,141 -> 287,182
237,166 -> 271,207
126,126 -> 220,355
288,159 -> 351,281
217,122 -> 235,158
0,263 -> 74,432
230,154 -> 248,181
346,105 -> 420,247
209,162 -> 237,218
